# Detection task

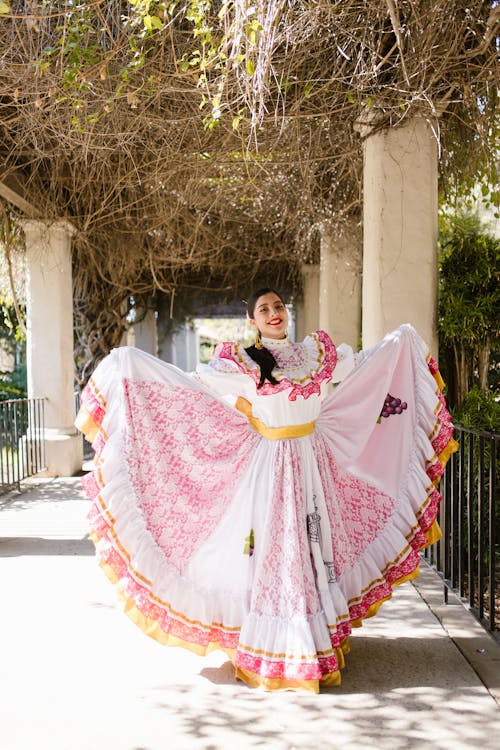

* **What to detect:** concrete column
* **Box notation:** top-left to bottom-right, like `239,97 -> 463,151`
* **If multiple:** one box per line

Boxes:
22,219 -> 83,476
185,325 -> 199,371
295,264 -> 320,341
158,330 -> 176,364
361,117 -> 438,354
166,323 -> 198,372
130,308 -> 158,356
319,220 -> 362,348
173,326 -> 187,370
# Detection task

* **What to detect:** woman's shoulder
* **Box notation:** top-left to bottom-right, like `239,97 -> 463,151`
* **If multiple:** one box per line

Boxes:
210,340 -> 257,374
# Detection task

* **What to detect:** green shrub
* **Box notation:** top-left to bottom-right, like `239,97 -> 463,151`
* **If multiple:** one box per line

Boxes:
453,384 -> 499,432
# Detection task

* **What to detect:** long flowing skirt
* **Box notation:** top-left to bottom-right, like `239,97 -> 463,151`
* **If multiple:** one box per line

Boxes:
76,325 -> 457,692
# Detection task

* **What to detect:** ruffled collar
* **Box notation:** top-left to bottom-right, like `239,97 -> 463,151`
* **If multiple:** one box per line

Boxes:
261,335 -> 291,348
214,331 -> 337,401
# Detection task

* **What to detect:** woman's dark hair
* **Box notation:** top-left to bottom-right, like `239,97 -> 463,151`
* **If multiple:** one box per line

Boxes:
245,288 -> 286,388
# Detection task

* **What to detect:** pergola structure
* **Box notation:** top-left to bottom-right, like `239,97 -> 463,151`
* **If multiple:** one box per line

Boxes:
0,2 -> 497,474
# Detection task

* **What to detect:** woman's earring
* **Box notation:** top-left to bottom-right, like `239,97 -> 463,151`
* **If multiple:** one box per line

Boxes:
255,330 -> 263,350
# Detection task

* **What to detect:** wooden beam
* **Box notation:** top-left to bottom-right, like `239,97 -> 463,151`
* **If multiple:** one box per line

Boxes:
0,176 -> 42,218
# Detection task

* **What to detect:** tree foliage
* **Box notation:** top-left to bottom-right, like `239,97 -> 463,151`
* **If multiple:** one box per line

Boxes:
0,2 -> 498,368
438,213 -> 499,419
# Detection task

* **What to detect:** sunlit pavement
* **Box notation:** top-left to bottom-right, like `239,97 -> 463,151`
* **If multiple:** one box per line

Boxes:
1,477 -> 499,750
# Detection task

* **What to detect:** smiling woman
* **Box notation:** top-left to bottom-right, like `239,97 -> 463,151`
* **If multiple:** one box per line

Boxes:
247,288 -> 289,343
76,286 -> 457,693
243,288 -> 289,389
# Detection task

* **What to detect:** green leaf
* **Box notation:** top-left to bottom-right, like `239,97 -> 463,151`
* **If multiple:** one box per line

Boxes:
246,59 -> 255,76
150,16 -> 164,30
0,3 -> 11,14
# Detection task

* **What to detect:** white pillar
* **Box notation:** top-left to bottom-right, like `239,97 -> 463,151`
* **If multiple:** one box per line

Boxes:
23,219 -> 83,476
130,308 -> 158,356
295,264 -> 320,341
158,330 -> 176,364
319,220 -> 362,348
362,117 -> 438,354
185,325 -> 199,371
173,326 -> 187,370
167,323 -> 198,372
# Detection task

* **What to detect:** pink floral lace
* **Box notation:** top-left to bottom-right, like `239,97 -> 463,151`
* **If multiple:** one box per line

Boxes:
250,441 -> 320,619
236,648 -> 338,682
313,433 -> 397,577
81,377 -> 106,426
90,519 -> 241,649
123,379 -> 258,573
427,356 -> 439,376
215,330 -> 337,401
77,326 -> 457,690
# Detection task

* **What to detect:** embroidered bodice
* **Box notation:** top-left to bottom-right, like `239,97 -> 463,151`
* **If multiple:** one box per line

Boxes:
196,331 -> 355,429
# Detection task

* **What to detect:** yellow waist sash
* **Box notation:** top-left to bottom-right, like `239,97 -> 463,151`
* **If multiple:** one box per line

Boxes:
235,397 -> 316,440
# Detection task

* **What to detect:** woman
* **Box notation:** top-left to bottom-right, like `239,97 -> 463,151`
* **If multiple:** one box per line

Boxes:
76,288 -> 456,693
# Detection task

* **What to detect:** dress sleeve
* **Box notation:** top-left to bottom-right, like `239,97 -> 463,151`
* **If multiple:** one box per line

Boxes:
331,343 -> 356,383
194,343 -> 250,403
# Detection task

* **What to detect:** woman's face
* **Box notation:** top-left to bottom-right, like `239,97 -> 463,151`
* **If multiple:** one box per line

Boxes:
249,292 -> 289,340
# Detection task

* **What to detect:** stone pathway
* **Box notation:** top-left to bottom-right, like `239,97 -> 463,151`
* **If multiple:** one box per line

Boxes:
1,477 -> 499,750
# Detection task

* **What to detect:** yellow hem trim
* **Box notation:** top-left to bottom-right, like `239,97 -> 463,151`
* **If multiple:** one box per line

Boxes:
235,397 -> 315,439
426,354 -> 445,391
433,370 -> 445,391
392,567 -> 421,586
93,474 -> 443,650
75,405 -> 100,444
235,668 -> 322,693
439,438 -> 459,468
101,556 -> 348,693
423,519 -> 442,547
88,377 -> 107,408
350,596 -> 391,627
100,558 -> 237,658
350,565 -> 421,628
321,671 -> 342,687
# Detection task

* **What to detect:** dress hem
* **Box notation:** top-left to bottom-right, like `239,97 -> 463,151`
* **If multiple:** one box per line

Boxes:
75,330 -> 457,693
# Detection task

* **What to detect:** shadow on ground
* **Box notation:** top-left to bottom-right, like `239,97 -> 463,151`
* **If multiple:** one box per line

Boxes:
0,536 -> 94,556
0,477 -> 86,511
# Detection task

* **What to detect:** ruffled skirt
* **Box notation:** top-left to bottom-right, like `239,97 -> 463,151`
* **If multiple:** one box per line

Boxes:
76,325 -> 456,693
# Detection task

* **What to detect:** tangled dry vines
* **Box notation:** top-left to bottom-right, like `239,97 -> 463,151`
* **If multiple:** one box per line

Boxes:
0,1 -> 498,366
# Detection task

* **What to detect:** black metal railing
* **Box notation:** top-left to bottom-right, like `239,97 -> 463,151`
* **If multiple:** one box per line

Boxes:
0,398 -> 46,493
424,424 -> 499,639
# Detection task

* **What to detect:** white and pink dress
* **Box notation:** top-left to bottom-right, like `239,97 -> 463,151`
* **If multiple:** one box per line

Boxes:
76,325 -> 456,692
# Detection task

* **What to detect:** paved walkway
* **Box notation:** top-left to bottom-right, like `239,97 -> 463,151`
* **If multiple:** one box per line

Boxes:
0,477 -> 499,750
